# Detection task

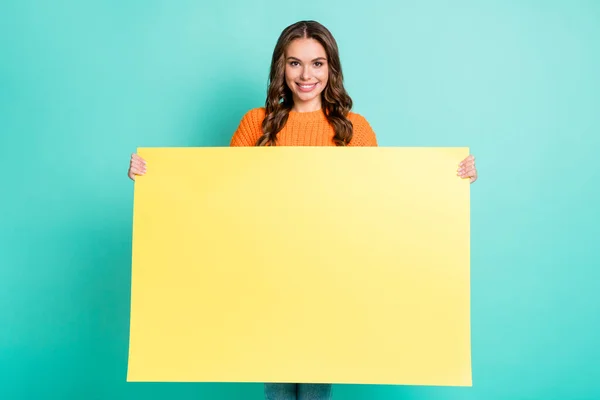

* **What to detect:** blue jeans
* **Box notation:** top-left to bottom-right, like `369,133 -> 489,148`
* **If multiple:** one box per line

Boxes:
264,383 -> 332,400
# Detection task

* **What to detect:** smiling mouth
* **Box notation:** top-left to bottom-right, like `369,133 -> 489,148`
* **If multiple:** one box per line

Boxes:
296,82 -> 318,92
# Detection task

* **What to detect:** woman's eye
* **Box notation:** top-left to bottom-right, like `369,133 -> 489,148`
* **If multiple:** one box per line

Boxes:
290,61 -> 300,67
314,62 -> 322,67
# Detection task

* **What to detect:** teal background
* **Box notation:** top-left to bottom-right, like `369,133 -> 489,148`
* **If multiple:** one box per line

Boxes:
1,0 -> 599,399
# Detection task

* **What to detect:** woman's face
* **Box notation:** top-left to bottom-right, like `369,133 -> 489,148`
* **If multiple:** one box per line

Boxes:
284,38 -> 329,112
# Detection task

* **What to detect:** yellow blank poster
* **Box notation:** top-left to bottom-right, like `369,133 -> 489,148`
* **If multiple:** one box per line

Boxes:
127,147 -> 471,386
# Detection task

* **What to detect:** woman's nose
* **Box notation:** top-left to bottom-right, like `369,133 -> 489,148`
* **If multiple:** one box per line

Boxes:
301,66 -> 311,80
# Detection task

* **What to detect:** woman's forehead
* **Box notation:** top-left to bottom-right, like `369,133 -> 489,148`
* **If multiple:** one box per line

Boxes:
285,38 -> 327,58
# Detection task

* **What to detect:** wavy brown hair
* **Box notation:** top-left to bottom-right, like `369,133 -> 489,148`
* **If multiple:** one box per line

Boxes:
256,21 -> 353,146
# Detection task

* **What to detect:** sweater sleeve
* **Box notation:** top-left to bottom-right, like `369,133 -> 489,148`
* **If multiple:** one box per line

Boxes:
230,108 -> 266,147
348,113 -> 378,147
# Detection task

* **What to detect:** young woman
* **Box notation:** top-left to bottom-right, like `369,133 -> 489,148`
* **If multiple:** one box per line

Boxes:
128,20 -> 477,400
129,21 -> 477,177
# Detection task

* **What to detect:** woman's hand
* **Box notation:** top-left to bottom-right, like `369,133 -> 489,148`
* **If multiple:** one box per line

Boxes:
458,155 -> 477,183
128,153 -> 146,181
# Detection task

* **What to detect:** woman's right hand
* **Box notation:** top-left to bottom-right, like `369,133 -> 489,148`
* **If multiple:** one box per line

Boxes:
128,153 -> 146,181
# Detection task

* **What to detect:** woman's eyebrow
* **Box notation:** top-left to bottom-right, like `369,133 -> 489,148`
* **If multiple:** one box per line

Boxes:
286,56 -> 328,62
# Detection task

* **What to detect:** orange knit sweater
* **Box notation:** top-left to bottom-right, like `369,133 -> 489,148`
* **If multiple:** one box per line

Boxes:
230,108 -> 378,147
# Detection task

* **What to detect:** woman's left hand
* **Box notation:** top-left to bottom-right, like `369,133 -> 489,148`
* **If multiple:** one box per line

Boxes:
458,155 -> 477,183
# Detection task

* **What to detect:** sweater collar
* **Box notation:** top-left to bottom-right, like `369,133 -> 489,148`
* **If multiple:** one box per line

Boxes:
288,108 -> 326,123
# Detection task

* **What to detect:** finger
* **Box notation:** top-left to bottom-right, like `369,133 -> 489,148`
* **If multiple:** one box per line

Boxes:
457,165 -> 474,175
459,155 -> 475,167
470,174 -> 478,183
130,157 -> 147,167
460,169 -> 476,178
131,153 -> 147,164
131,160 -> 146,170
464,167 -> 476,175
130,167 -> 145,175
458,168 -> 477,178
